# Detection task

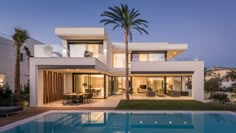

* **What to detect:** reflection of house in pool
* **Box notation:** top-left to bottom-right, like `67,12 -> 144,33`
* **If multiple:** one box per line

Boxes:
5,112 -> 236,133
31,112 -> 205,133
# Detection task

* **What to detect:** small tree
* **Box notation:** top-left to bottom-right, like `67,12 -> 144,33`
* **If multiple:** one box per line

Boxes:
205,78 -> 222,98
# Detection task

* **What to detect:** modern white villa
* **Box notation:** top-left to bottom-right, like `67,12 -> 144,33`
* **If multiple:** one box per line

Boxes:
29,28 -> 204,107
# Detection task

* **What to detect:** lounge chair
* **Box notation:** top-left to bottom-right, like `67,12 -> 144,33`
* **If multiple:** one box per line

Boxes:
0,106 -> 23,117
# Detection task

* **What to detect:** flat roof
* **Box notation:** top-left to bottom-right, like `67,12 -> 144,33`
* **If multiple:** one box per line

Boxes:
112,42 -> 188,51
55,27 -> 107,40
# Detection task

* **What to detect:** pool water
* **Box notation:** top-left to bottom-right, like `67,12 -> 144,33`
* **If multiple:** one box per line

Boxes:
1,112 -> 236,133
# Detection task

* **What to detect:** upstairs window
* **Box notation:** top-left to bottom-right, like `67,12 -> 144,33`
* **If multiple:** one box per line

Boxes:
113,53 -> 131,68
132,52 -> 165,62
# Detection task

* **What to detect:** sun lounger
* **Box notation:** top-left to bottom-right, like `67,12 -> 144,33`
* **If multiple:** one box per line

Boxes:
0,106 -> 23,117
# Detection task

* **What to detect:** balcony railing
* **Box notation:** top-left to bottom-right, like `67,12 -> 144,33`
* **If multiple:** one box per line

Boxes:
34,44 -> 105,63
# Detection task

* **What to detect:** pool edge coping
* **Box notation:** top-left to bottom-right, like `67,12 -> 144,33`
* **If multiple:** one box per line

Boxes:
0,110 -> 235,132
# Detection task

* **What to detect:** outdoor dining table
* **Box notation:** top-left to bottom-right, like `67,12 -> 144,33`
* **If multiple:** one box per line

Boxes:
63,93 -> 90,104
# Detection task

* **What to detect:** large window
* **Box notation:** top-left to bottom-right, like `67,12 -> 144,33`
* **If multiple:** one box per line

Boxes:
113,77 -> 125,94
166,76 -> 192,96
166,77 -> 182,92
113,53 -> 131,68
131,76 -> 192,96
132,77 -> 164,93
70,44 -> 103,58
132,52 -> 165,61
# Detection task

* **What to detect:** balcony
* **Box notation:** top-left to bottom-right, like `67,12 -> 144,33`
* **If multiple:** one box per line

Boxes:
32,44 -> 107,71
34,44 -> 105,61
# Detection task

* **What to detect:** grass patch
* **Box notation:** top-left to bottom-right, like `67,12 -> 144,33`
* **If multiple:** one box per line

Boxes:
116,100 -> 231,110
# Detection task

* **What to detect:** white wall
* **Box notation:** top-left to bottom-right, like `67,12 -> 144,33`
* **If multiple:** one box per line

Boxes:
34,45 -> 53,57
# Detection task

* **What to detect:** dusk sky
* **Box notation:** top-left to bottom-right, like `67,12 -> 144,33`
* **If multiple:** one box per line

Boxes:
0,0 -> 235,67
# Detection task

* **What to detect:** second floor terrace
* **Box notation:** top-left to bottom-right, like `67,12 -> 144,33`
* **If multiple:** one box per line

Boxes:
31,27 -> 203,73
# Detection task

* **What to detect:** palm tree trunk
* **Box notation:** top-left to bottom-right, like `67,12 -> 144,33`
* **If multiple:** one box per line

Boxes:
15,46 -> 21,94
125,29 -> 129,100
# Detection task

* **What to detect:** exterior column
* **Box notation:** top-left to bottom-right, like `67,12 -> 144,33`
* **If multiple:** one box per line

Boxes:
164,76 -> 167,94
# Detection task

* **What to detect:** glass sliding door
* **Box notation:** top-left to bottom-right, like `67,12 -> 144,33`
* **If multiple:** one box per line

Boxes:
73,74 -> 105,98
108,76 -> 112,96
73,74 -> 89,93
182,76 -> 192,96
132,77 -> 148,93
90,74 -> 104,98
113,77 -> 126,94
147,77 -> 164,93
166,76 -> 182,96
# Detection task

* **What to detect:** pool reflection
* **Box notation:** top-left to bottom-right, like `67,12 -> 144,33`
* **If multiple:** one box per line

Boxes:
3,112 -> 236,133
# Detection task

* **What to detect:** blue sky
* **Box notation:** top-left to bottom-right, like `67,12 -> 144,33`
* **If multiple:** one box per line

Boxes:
0,0 -> 235,67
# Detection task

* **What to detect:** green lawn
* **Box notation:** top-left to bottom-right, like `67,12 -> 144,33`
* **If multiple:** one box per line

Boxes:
116,100 -> 232,110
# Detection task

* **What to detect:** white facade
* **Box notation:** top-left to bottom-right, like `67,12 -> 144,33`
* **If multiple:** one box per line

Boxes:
0,35 -> 43,91
30,27 -> 205,107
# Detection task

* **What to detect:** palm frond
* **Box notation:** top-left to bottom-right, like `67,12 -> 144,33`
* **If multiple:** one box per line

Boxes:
12,28 -> 29,46
100,3 -> 148,40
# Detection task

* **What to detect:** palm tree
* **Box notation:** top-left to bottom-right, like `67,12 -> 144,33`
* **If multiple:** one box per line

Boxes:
12,28 -> 29,94
100,4 -> 148,100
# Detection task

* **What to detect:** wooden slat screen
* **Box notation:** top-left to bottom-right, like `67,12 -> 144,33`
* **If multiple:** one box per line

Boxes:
43,71 -> 64,104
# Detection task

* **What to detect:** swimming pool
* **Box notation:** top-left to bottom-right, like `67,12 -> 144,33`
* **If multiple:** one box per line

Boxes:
1,111 -> 236,133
